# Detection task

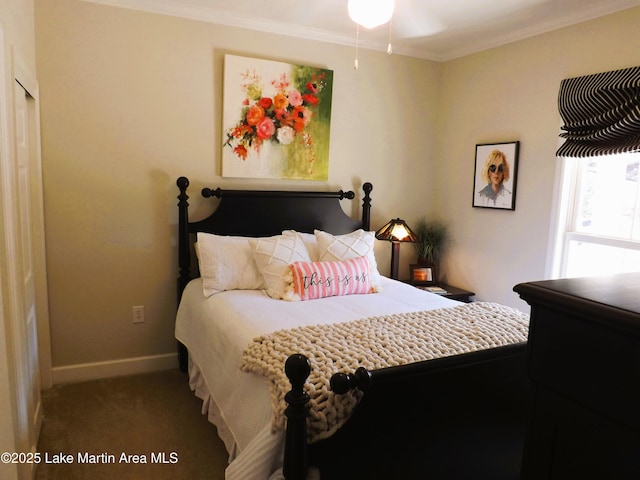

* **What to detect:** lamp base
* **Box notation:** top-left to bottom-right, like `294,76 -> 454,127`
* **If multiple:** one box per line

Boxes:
390,241 -> 400,280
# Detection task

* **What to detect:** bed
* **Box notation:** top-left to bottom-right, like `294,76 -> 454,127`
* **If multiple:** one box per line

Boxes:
174,176 -> 531,480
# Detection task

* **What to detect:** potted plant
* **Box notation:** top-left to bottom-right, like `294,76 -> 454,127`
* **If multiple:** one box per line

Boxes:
413,218 -> 449,280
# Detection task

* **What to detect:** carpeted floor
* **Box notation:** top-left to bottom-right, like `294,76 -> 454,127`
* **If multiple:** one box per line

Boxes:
35,369 -> 228,480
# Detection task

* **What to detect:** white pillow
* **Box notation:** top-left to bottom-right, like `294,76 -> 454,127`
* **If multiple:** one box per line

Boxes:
196,232 -> 265,297
249,234 -> 312,299
314,229 -> 382,290
282,230 -> 319,261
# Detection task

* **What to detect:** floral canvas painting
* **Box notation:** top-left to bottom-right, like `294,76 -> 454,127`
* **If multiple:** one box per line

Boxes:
222,54 -> 334,180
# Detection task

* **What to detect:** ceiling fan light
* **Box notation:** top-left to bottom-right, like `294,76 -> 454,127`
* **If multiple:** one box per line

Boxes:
348,0 -> 395,29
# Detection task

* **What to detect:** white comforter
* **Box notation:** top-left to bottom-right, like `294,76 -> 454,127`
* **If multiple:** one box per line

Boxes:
175,277 -> 460,479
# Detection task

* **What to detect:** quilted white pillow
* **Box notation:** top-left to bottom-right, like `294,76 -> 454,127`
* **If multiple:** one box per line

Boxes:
282,230 -> 319,261
314,229 -> 382,290
249,234 -> 312,299
196,232 -> 265,297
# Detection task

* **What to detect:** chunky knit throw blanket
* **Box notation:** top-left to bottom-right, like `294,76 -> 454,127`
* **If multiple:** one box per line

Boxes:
241,302 -> 529,443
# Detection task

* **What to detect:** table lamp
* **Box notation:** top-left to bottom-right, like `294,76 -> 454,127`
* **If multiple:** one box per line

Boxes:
375,218 -> 417,280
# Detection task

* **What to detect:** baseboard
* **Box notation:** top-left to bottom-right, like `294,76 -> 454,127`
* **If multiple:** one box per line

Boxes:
51,353 -> 179,385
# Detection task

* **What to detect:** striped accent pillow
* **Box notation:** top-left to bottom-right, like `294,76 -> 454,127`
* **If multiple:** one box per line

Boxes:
285,256 -> 374,301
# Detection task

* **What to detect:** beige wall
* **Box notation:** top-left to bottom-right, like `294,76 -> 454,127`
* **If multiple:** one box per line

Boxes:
35,0 -> 441,368
0,0 -> 36,68
34,0 -> 640,370
437,7 -> 640,308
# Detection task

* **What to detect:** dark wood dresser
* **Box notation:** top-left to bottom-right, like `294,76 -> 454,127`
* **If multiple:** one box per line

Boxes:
514,273 -> 640,479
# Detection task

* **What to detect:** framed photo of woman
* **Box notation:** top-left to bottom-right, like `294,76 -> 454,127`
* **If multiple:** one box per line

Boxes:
472,141 -> 519,210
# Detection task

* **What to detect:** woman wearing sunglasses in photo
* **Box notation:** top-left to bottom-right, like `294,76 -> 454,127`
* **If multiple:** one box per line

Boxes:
477,149 -> 512,208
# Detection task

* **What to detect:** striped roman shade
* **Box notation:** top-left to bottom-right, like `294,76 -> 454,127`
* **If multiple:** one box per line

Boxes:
557,66 -> 640,158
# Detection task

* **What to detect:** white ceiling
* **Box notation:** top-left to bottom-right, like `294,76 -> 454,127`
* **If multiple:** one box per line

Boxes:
85,0 -> 640,61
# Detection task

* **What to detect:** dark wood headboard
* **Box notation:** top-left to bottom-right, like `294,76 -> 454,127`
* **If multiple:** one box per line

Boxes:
176,176 -> 373,301
175,177 -> 372,371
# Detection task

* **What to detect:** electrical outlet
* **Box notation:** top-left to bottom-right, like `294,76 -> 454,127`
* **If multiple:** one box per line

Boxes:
132,305 -> 145,324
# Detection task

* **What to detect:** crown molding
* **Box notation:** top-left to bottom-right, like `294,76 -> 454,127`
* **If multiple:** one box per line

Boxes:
439,0 -> 640,61
82,0 -> 640,62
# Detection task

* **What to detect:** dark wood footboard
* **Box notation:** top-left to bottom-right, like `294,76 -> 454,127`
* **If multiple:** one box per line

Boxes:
284,343 -> 530,480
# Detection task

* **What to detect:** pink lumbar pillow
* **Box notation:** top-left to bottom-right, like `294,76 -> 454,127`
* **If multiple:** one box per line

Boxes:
284,256 -> 375,301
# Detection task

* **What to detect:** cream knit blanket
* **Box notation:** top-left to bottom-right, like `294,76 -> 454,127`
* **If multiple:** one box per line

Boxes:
241,302 -> 529,443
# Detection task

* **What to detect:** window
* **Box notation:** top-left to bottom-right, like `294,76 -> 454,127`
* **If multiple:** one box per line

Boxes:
552,152 -> 640,278
550,66 -> 640,278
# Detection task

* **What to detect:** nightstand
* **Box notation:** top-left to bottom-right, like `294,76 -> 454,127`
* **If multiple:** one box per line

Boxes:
404,281 -> 475,303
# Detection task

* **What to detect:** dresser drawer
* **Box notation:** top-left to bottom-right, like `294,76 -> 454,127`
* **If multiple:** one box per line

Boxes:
527,306 -> 640,430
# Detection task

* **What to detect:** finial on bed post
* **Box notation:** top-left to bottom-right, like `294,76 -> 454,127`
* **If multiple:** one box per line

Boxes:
330,367 -> 373,394
202,186 -> 223,198
284,354 -> 311,480
338,190 -> 355,200
362,182 -> 373,231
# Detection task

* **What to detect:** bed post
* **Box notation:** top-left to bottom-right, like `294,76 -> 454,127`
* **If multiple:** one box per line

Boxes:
177,177 -> 191,296
283,354 -> 311,480
362,182 -> 372,231
176,176 -> 190,372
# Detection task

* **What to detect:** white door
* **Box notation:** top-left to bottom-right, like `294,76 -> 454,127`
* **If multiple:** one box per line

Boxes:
1,28 -> 49,480
13,78 -> 43,467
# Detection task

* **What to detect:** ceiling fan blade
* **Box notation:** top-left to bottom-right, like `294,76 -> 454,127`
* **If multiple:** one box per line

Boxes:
391,0 -> 445,39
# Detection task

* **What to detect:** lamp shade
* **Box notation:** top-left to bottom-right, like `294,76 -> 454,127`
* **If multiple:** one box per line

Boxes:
348,0 -> 395,29
375,218 -> 417,242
